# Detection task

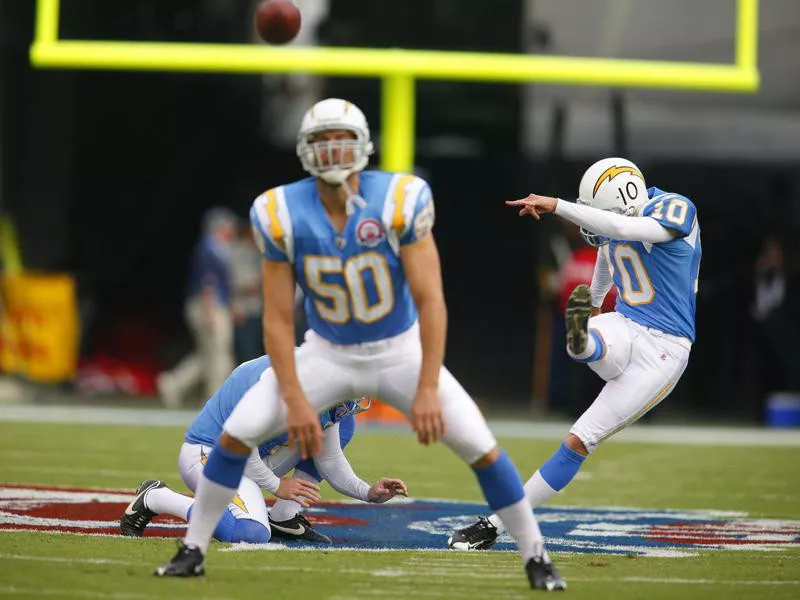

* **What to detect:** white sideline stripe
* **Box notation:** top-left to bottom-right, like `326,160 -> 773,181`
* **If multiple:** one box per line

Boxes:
1,404 -> 799,446
1,553 -> 799,586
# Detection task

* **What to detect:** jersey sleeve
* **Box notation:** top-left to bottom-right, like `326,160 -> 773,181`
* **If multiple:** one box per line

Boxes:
249,187 -> 295,262
382,174 -> 436,246
641,194 -> 697,237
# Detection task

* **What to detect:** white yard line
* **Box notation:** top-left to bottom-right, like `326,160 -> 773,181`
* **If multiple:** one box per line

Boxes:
1,404 -> 798,446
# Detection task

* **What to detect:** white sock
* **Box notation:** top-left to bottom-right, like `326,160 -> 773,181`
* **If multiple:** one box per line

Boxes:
495,498 -> 548,563
569,332 -> 597,360
269,469 -> 317,522
145,487 -> 194,521
183,473 -> 237,553
489,471 -> 558,534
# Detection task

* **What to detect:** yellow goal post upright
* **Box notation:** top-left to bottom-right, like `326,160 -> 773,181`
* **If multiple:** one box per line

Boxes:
28,0 -> 759,408
31,0 -> 759,174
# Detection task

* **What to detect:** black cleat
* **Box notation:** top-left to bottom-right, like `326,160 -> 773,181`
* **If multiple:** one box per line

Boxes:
447,516 -> 499,551
526,557 -> 567,591
120,479 -> 166,537
154,541 -> 205,577
566,284 -> 593,355
269,513 -> 332,544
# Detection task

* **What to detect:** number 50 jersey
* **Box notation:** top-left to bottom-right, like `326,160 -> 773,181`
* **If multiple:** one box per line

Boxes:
604,186 -> 702,342
250,171 -> 434,345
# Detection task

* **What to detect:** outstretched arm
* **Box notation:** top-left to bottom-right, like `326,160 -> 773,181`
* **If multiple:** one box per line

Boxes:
507,194 -> 677,244
245,449 -> 322,507
555,200 -> 675,243
313,425 -> 408,503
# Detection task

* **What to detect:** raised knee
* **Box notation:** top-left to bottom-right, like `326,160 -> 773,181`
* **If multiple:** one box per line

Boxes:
230,518 -> 271,544
470,447 -> 500,469
565,434 -> 589,456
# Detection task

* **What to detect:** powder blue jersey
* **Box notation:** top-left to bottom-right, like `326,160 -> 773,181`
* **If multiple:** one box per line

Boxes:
603,187 -> 702,342
249,171 -> 435,345
185,356 -> 358,457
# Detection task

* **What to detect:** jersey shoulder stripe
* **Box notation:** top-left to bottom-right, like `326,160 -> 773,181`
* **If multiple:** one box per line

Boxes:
381,173 -> 427,240
251,185 -> 295,262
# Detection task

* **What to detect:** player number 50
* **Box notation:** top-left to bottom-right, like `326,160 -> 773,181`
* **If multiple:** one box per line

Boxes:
304,253 -> 394,324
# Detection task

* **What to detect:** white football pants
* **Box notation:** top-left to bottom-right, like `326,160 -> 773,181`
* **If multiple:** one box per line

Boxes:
223,323 -> 497,465
178,442 -> 269,527
570,313 -> 691,452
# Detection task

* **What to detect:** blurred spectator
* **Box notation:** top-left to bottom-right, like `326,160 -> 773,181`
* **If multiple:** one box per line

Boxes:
157,207 -> 238,408
751,235 -> 800,392
230,225 -> 264,363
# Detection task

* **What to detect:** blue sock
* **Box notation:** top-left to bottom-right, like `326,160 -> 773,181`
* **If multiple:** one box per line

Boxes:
203,444 -> 248,489
230,518 -> 270,544
338,414 -> 356,448
188,505 -> 234,542
473,450 -> 525,511
538,442 -> 587,491
573,331 -> 604,363
295,414 -> 356,481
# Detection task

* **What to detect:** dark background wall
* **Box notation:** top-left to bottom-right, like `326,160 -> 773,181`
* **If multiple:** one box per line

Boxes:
2,1 -> 798,419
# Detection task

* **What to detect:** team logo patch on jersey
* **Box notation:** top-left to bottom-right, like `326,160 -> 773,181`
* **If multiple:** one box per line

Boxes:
355,218 -> 386,248
3,485 -> 799,557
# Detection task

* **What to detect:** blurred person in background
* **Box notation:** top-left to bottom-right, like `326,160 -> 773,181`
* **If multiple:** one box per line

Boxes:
157,208 -> 238,409
751,234 -> 800,392
230,225 -> 265,363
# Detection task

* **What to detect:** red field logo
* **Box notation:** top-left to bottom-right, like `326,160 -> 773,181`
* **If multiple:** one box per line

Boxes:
2,484 -> 799,556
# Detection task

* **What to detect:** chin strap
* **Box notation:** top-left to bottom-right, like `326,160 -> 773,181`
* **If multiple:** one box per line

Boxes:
342,178 -> 367,216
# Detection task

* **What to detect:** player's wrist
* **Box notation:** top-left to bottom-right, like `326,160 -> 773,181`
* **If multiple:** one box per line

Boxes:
281,388 -> 307,406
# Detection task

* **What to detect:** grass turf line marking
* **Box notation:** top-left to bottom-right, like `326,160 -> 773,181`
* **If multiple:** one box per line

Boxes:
2,553 -> 799,586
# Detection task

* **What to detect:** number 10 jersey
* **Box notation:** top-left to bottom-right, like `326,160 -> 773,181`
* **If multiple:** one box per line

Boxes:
603,187 -> 702,342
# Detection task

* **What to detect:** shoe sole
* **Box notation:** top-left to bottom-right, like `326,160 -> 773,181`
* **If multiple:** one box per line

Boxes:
565,284 -> 592,355
447,538 -> 497,551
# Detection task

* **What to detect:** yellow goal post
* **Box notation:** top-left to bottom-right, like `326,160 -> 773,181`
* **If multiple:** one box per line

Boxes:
30,0 -> 758,173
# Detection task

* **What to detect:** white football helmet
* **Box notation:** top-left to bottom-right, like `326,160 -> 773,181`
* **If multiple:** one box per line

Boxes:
576,157 -> 647,246
296,98 -> 374,186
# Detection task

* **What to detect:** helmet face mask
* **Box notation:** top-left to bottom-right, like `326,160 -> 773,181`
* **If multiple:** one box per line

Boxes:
296,98 -> 374,186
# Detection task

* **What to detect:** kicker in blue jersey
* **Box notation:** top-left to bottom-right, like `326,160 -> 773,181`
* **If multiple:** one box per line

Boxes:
604,186 -> 702,341
250,171 -> 434,345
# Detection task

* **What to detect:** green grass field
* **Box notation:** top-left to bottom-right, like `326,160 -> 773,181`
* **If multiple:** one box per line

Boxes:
1,419 -> 799,599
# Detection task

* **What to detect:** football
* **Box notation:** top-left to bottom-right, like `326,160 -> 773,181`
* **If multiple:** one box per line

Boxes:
254,0 -> 302,45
